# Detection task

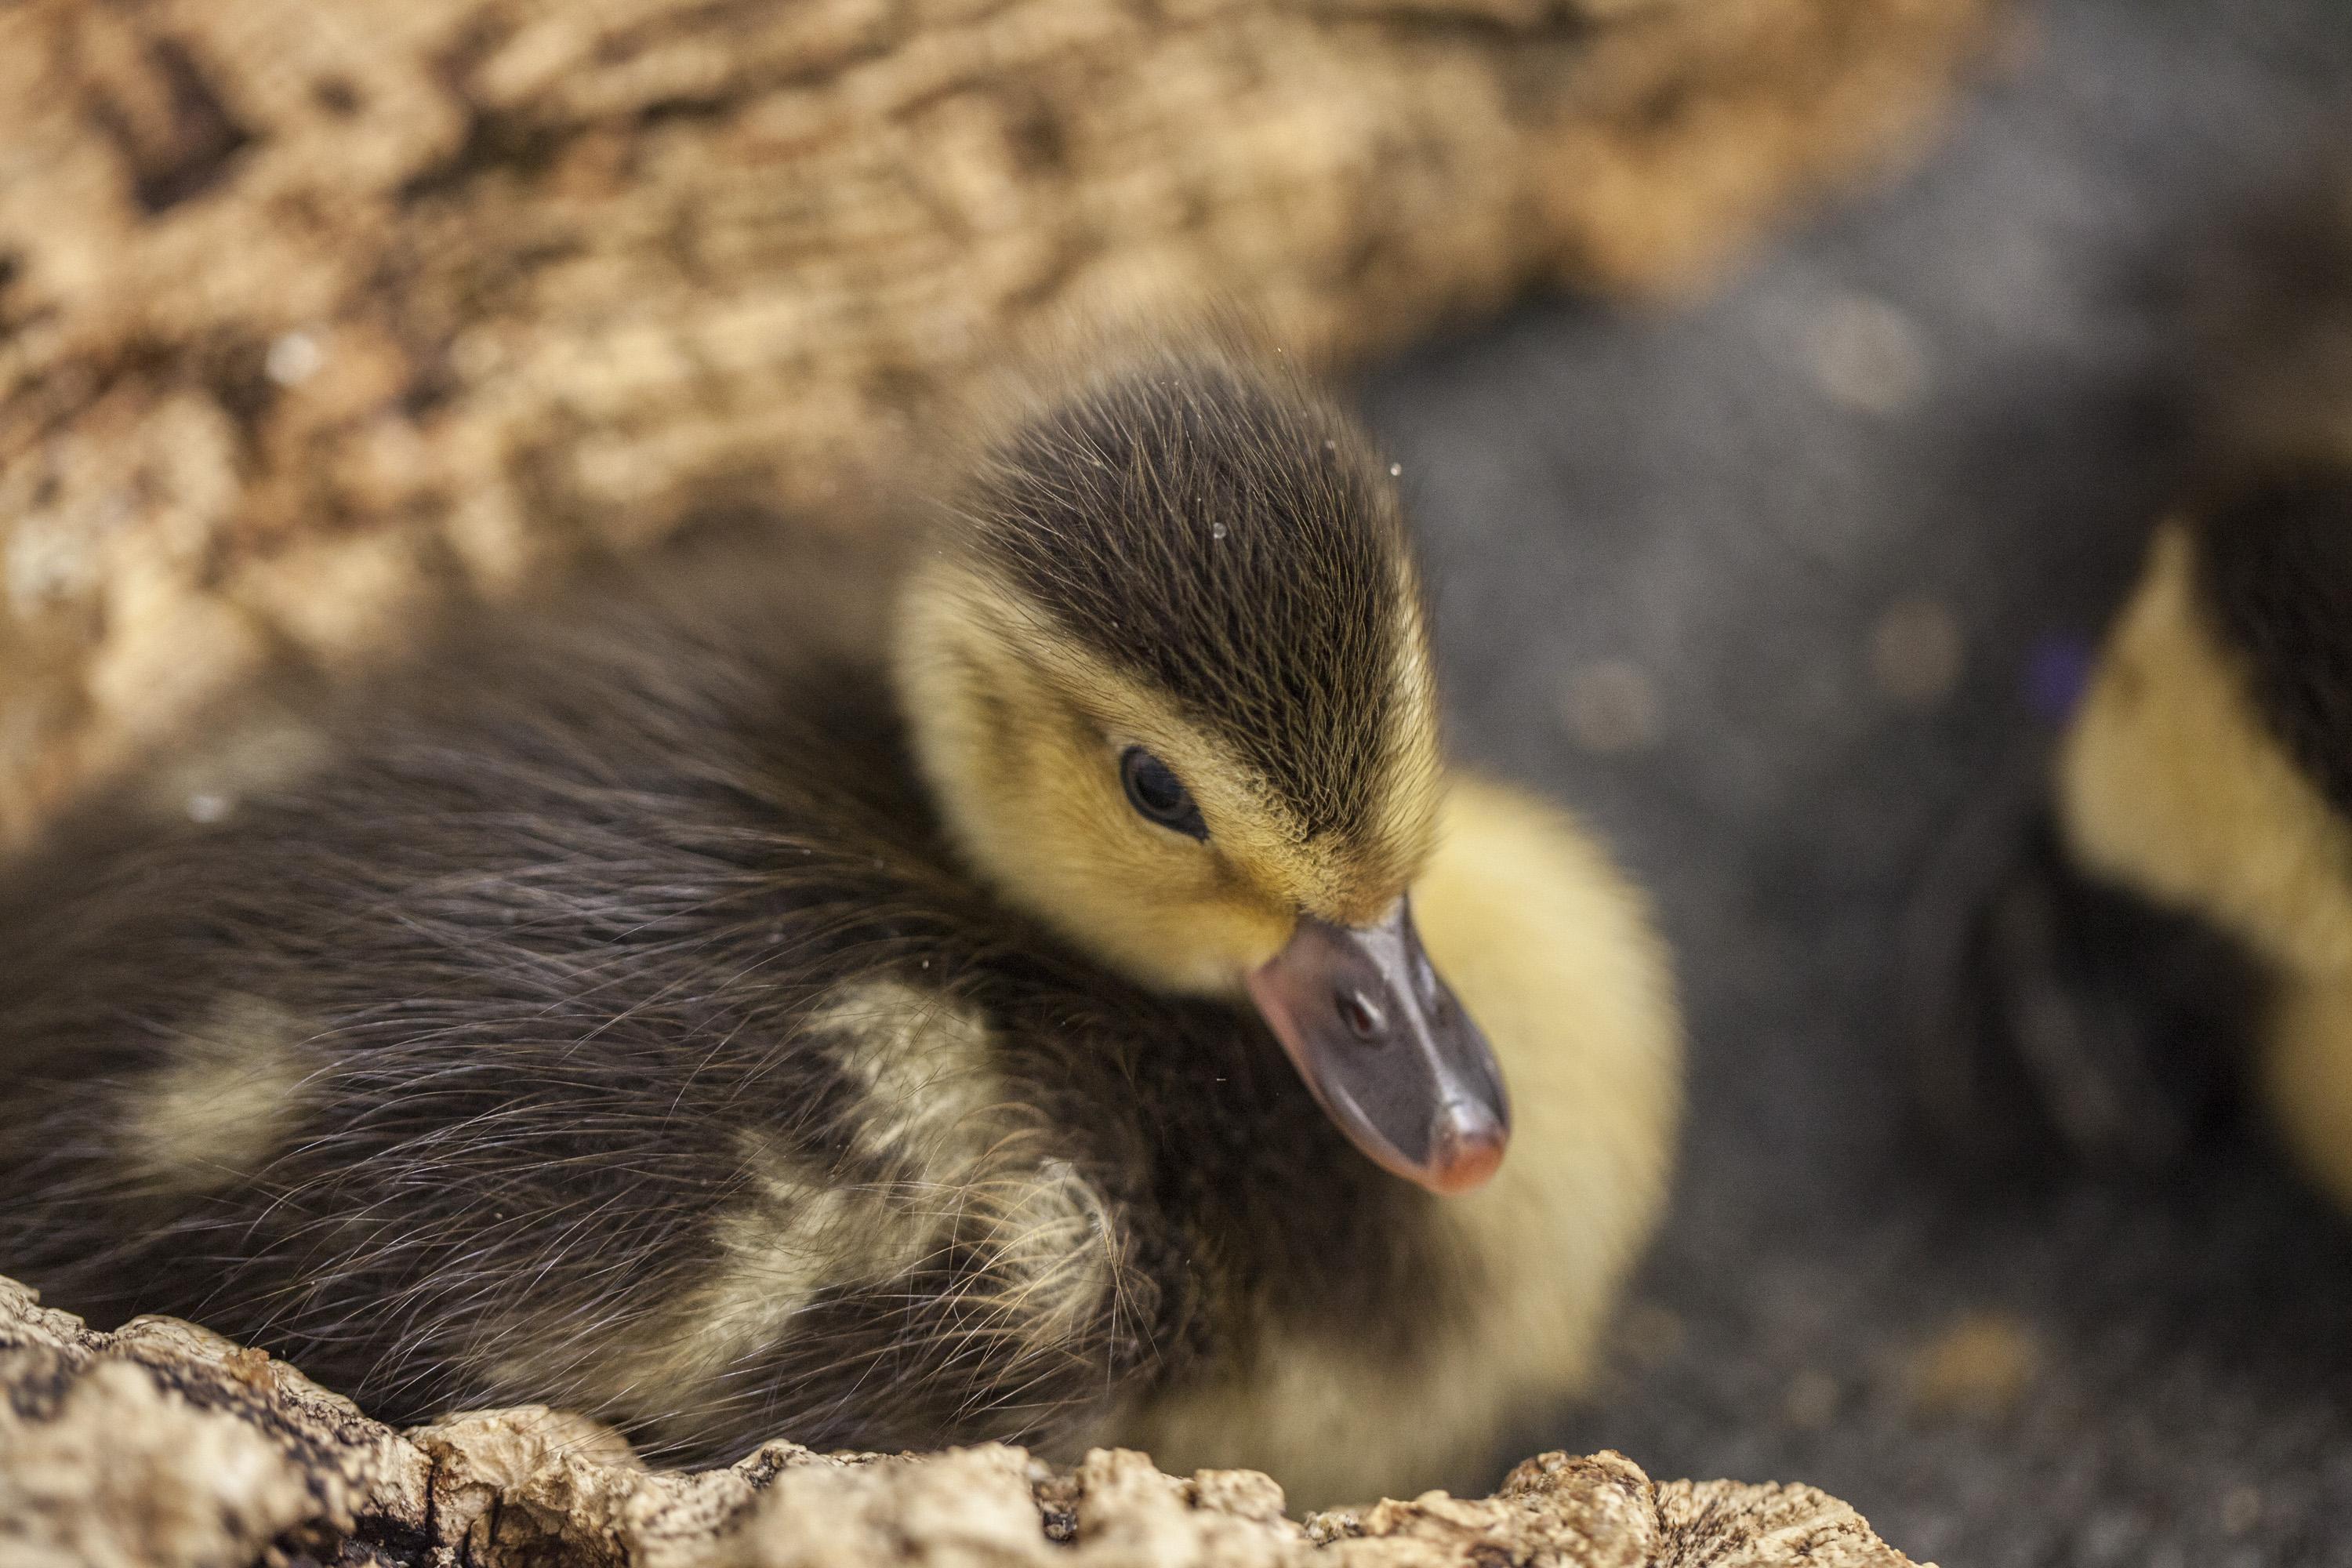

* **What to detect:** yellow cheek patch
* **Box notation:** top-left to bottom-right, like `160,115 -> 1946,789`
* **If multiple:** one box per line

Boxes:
895,561 -> 1441,993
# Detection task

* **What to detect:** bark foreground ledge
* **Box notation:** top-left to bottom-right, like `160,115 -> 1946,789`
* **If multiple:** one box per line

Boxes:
0,0 -> 2000,841
0,1276 -> 1922,1568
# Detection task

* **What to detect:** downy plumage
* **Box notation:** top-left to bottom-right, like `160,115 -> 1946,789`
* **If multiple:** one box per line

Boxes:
1926,179 -> 2352,1208
0,346 -> 1679,1504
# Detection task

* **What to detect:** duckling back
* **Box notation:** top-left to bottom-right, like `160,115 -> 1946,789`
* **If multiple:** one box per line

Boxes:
0,527 -> 1446,1464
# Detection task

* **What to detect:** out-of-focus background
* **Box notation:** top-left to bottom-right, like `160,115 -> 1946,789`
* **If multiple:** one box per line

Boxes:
6,0 -> 2352,1561
1369,2 -> 2352,1563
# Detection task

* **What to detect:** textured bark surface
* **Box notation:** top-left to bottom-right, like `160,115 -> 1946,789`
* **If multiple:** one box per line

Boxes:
0,1275 -> 1925,1568
0,0 -> 1998,841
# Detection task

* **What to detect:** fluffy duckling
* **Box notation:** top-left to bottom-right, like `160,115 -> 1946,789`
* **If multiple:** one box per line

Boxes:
1925,181 -> 2352,1203
0,348 -> 1679,1505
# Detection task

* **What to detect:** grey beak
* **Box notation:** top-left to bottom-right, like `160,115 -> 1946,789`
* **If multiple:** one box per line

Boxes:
1244,896 -> 1509,1194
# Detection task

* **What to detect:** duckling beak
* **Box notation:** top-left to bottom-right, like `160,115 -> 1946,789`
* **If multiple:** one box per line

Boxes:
1245,897 -> 1510,1195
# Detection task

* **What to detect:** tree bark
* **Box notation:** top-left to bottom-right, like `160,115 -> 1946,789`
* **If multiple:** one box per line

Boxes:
0,1274 -> 1921,1568
0,0 -> 1998,840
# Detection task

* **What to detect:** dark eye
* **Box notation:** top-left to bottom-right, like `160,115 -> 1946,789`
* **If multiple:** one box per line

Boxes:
1120,747 -> 1208,840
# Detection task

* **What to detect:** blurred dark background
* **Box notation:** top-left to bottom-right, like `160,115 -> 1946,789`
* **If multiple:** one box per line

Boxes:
1364,0 -> 2352,1560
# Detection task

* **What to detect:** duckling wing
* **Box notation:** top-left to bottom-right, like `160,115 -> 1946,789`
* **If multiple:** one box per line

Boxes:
0,557 -> 1176,1463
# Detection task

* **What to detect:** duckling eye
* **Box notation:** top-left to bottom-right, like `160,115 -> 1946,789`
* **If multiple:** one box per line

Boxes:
1119,747 -> 1208,841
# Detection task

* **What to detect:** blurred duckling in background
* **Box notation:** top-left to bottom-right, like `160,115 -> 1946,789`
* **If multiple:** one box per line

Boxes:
0,347 -> 1679,1506
1921,176 -> 2352,1209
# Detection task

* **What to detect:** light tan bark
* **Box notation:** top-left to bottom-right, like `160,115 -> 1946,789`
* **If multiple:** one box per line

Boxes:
0,0 -> 1997,839
0,1274 -> 1925,1568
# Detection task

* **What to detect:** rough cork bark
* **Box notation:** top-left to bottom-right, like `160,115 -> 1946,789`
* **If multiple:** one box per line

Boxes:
0,1276 -> 1924,1568
0,0 -> 1999,840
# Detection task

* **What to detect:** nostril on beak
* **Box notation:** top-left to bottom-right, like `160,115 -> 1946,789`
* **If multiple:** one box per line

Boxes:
1336,989 -> 1384,1040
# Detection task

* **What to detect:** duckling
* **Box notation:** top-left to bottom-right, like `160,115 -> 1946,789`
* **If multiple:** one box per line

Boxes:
0,347 -> 1679,1506
2048,495 -> 2351,1201
1922,180 -> 2352,1205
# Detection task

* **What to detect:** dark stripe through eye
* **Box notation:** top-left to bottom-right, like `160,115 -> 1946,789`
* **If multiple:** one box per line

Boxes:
1120,747 -> 1208,840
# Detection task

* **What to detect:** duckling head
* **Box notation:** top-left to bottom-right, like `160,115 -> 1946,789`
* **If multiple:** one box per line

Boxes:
896,350 -> 1508,1194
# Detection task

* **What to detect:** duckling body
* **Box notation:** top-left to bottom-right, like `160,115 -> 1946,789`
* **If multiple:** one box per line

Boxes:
1951,185 -> 2352,1208
0,352 -> 1676,1503
2056,495 -> 2352,1205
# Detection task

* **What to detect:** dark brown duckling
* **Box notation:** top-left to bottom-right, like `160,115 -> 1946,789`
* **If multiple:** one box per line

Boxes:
1921,178 -> 2352,1209
0,347 -> 1679,1505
